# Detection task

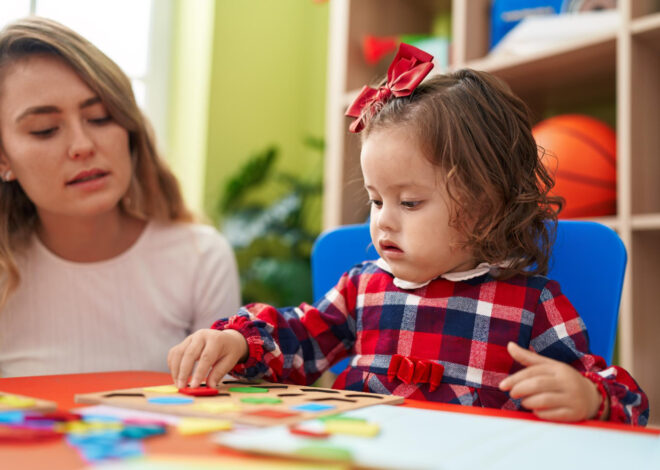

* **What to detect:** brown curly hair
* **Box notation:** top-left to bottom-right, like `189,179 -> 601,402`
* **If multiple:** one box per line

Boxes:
362,69 -> 563,278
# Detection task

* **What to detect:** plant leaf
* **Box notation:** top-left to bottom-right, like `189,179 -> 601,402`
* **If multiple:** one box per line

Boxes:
218,146 -> 278,214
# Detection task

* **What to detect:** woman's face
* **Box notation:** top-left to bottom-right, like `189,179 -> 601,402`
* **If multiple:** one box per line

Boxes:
0,54 -> 132,222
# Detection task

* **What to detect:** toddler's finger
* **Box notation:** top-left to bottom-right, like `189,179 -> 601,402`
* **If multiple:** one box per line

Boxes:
189,340 -> 224,388
168,337 -> 190,385
508,342 -> 558,367
167,348 -> 179,385
519,391 -> 565,411
506,342 -> 553,367
533,406 -> 577,422
177,339 -> 205,389
506,374 -> 559,398
207,355 -> 239,388
499,364 -> 551,390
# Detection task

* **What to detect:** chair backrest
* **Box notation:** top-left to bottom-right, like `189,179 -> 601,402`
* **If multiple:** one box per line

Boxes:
311,220 -> 626,363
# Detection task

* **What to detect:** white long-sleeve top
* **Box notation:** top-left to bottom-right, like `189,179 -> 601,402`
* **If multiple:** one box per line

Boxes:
0,221 -> 241,377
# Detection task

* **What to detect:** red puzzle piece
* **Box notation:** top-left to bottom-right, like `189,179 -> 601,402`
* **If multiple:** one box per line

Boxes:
178,385 -> 219,397
243,409 -> 300,419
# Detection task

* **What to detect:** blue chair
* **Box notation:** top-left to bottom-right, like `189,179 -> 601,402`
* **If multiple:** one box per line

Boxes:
311,220 -> 626,368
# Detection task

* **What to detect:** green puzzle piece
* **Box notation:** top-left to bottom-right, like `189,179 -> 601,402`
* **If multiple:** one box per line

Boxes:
240,396 -> 282,404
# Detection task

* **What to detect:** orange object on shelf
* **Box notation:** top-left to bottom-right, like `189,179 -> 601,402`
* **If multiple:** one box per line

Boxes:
533,114 -> 617,219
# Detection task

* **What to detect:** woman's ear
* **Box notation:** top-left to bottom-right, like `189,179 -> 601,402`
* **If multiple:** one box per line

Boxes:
0,151 -> 15,182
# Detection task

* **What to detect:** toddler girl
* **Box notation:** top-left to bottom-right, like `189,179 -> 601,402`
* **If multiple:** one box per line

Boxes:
169,44 -> 648,425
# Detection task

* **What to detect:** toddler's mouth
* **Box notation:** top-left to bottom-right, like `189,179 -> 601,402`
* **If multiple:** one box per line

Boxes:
379,240 -> 403,253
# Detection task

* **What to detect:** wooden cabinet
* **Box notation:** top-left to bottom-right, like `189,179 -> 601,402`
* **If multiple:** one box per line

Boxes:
324,0 -> 660,424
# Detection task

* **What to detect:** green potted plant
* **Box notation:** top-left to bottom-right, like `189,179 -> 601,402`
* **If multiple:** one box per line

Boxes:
216,138 -> 323,306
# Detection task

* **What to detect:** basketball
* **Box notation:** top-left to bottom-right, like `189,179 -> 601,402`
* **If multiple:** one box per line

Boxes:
532,114 -> 616,218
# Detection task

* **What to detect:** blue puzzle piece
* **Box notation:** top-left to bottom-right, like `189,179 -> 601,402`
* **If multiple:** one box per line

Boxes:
292,403 -> 336,412
0,410 -> 24,424
147,396 -> 194,405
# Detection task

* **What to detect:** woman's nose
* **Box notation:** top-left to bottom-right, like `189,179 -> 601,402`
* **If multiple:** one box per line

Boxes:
67,123 -> 95,160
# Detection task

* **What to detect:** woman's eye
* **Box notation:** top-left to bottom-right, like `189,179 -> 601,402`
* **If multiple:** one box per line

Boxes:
89,116 -> 112,125
401,200 -> 421,208
30,127 -> 57,137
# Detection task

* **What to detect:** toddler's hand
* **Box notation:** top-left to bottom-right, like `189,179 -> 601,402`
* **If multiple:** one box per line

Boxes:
499,342 -> 604,422
167,328 -> 249,389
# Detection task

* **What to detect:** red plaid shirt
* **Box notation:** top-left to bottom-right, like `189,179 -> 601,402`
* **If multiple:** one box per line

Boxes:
213,261 -> 649,425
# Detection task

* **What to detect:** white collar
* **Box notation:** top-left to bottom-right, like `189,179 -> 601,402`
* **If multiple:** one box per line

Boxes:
375,258 -> 499,290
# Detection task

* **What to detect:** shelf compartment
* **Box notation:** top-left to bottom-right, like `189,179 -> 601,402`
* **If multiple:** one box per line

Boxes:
631,11 -> 660,48
465,34 -> 617,112
630,230 -> 660,422
630,1 -> 660,20
345,0 -> 451,91
629,33 -> 660,215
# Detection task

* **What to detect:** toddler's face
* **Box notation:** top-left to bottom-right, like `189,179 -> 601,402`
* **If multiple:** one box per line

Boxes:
361,127 -> 474,283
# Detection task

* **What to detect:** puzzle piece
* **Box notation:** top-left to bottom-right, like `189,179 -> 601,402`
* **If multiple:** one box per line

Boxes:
324,420 -> 380,437
179,386 -> 219,397
0,391 -> 57,413
147,397 -> 194,405
177,417 -> 232,435
142,385 -> 178,394
74,379 -> 403,427
240,396 -> 282,405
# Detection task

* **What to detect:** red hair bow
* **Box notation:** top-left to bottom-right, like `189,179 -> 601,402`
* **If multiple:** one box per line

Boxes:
387,354 -> 444,392
345,43 -> 434,133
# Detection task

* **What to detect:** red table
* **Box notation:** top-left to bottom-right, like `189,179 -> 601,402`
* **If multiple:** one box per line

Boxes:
0,371 -> 656,469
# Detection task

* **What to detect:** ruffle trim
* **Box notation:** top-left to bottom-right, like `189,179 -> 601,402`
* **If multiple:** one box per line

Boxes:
582,371 -> 610,421
375,258 -> 511,290
213,315 -> 265,372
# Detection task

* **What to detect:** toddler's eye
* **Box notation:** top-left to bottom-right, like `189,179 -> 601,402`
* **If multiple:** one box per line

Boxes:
30,127 -> 58,137
401,201 -> 421,208
368,199 -> 383,208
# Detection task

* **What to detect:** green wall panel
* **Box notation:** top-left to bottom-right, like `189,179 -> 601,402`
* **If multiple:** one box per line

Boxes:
204,1 -> 328,221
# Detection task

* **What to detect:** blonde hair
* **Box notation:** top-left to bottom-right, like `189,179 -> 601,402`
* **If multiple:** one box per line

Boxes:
0,17 -> 193,307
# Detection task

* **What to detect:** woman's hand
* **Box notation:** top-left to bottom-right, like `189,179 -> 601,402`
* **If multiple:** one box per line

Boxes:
499,342 -> 606,422
167,328 -> 249,389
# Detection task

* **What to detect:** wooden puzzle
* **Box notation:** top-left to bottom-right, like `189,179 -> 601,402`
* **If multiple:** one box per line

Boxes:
0,390 -> 57,413
75,379 -> 403,427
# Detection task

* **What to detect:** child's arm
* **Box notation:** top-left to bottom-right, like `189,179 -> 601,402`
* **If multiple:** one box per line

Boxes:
499,342 -> 606,421
169,264 -> 363,388
500,279 -> 648,425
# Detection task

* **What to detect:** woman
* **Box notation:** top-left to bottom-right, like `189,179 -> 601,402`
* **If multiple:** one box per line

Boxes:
0,17 -> 240,377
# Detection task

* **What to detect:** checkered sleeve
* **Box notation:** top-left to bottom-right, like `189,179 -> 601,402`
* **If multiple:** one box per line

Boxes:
211,264 -> 362,385
529,279 -> 649,426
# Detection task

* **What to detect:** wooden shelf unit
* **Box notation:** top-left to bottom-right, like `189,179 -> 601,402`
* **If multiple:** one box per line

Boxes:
324,0 -> 660,425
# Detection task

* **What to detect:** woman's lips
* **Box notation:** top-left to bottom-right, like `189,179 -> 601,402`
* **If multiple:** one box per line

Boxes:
66,169 -> 109,185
